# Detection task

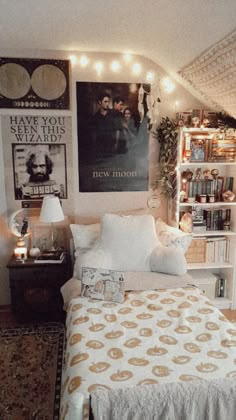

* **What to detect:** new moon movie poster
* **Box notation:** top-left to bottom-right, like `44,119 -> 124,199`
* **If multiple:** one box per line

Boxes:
76,82 -> 150,192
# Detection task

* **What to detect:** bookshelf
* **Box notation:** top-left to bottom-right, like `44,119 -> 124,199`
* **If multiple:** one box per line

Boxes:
169,127 -> 236,309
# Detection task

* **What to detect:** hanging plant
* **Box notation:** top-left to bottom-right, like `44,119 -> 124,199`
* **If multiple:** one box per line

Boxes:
152,117 -> 178,198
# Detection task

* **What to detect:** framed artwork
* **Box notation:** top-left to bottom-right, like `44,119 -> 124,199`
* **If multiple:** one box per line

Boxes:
12,143 -> 67,200
0,57 -> 70,109
190,137 -> 205,162
31,225 -> 66,252
76,82 -> 150,192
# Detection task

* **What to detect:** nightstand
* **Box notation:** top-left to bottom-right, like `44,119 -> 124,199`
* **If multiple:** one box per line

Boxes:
7,254 -> 72,322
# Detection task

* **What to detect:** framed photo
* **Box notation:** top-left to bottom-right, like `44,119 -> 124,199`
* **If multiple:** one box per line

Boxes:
12,143 -> 67,200
190,137 -> 205,162
31,225 -> 67,252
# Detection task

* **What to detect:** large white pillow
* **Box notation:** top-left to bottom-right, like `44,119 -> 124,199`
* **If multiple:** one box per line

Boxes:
100,213 -> 159,271
73,245 -> 112,279
155,219 -> 192,252
150,244 -> 187,276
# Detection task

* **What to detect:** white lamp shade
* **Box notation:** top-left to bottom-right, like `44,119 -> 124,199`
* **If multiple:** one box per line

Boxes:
40,196 -> 64,223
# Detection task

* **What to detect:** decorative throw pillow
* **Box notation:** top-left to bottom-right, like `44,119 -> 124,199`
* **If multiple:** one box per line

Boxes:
73,245 -> 112,279
155,218 -> 192,252
81,267 -> 124,303
150,244 -> 187,276
100,213 -> 159,271
70,223 -> 100,253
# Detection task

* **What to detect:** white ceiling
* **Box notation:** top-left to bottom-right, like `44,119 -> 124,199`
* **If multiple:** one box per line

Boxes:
0,0 -> 236,112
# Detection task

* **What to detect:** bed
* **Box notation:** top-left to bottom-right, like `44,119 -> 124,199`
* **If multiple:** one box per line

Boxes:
60,214 -> 236,420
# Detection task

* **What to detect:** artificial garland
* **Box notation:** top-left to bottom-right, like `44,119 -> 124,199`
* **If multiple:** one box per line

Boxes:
153,117 -> 178,198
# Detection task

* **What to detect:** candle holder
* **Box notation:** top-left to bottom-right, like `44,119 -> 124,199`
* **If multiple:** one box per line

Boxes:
14,237 -> 27,260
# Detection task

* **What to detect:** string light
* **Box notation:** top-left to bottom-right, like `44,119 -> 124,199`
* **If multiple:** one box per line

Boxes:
80,55 -> 89,67
146,71 -> 155,82
132,63 -> 142,75
111,60 -> 121,72
94,61 -> 104,75
163,77 -> 175,93
123,52 -> 132,63
69,55 -> 77,65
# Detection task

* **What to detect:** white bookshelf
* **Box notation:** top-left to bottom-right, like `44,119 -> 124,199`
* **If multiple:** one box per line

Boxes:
169,127 -> 236,309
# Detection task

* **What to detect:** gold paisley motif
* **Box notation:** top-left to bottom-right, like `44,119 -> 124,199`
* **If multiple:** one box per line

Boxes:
184,342 -> 201,353
147,304 -> 163,311
69,333 -> 83,345
89,323 -> 106,332
205,322 -> 220,331
130,300 -> 144,307
174,325 -> 192,334
227,329 -> 236,336
171,291 -> 185,297
221,339 -> 236,348
172,355 -> 191,365
105,330 -> 124,339
196,333 -> 212,342
196,363 -> 218,373
121,321 -> 138,329
118,307 -> 133,314
185,316 -> 202,323
139,328 -> 153,337
178,302 -> 192,309
138,379 -> 159,385
167,310 -> 181,318
160,298 -> 175,304
128,357 -> 149,366
180,375 -> 202,381
159,335 -> 177,345
146,346 -> 168,356
218,315 -> 228,322
73,316 -> 89,324
198,308 -> 214,314
104,314 -> 117,322
187,296 -> 199,302
152,365 -> 172,377
110,370 -> 133,381
68,376 -> 82,393
146,293 -> 159,300
102,302 -> 117,308
88,384 -> 111,392
207,350 -> 228,359
72,303 -> 83,312
70,352 -> 89,366
61,376 -> 69,396
136,313 -> 153,320
156,319 -> 173,328
89,362 -> 110,373
107,348 -> 124,359
226,371 -> 236,378
87,308 -> 102,314
124,338 -> 142,348
86,340 -> 104,349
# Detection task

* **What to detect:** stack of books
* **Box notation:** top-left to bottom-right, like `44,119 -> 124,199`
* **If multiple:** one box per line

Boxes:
34,251 -> 65,264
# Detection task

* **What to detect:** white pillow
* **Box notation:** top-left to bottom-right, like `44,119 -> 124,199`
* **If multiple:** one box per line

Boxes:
100,213 -> 159,271
70,223 -> 100,252
150,244 -> 187,276
73,245 -> 112,279
155,219 -> 192,252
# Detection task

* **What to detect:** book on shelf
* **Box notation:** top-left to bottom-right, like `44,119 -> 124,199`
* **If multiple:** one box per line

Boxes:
34,251 -> 65,263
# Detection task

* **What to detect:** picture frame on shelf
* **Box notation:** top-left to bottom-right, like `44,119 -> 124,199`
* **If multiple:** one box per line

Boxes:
190,137 -> 206,162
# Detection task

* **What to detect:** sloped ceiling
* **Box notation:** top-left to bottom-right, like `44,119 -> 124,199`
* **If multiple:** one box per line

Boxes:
0,0 -> 236,115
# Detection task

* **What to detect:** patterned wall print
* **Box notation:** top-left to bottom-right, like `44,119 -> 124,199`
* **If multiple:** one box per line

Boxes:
0,58 -> 70,109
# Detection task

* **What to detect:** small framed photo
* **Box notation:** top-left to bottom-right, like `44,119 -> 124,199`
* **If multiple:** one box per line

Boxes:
190,137 -> 205,162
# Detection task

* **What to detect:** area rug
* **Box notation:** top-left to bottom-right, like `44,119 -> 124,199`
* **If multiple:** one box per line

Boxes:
0,322 -> 64,420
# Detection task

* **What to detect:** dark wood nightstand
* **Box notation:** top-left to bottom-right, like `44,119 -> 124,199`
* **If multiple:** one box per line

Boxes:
7,254 -> 72,322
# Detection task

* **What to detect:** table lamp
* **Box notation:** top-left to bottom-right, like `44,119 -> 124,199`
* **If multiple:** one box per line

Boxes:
40,196 -> 64,251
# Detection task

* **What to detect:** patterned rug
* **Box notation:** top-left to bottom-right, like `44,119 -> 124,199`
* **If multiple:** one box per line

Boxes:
0,322 -> 64,420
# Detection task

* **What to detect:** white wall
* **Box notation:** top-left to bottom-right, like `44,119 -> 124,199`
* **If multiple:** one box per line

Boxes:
0,48 -> 206,305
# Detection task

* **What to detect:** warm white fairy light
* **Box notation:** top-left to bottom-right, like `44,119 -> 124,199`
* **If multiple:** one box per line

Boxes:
69,55 -> 77,65
95,61 -> 104,75
132,63 -> 142,74
163,77 -> 175,93
80,55 -> 89,67
123,52 -> 132,63
146,71 -> 155,82
111,60 -> 121,72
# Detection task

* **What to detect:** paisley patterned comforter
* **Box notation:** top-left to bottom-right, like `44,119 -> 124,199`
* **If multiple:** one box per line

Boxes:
60,286 -> 236,420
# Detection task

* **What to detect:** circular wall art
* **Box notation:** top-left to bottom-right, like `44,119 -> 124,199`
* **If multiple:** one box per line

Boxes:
147,195 -> 160,209
0,63 -> 31,99
31,64 -> 67,100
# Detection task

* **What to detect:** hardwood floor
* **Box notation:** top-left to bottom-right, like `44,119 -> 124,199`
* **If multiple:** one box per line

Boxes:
0,305 -> 236,327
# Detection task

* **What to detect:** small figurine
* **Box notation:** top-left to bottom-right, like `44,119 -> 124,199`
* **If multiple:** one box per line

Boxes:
192,117 -> 200,128
195,168 -> 202,181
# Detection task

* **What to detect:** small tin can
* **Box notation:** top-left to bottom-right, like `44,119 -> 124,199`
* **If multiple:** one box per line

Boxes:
199,194 -> 207,203
208,194 -> 215,203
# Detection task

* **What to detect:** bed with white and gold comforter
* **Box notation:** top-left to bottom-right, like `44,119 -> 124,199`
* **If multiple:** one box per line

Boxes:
60,285 -> 236,420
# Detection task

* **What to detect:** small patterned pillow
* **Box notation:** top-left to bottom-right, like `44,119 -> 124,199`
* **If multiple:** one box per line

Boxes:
155,219 -> 192,252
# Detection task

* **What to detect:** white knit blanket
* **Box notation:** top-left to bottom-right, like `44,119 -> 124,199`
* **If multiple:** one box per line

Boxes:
91,378 -> 236,420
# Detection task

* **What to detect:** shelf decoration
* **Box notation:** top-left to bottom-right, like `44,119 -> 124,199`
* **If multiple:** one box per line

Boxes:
153,117 -> 178,198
